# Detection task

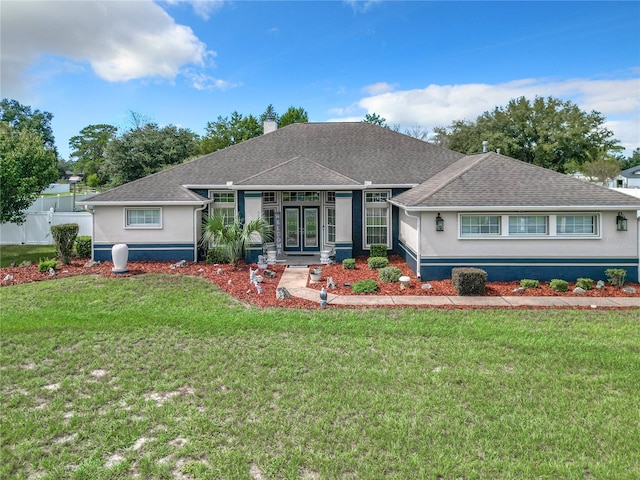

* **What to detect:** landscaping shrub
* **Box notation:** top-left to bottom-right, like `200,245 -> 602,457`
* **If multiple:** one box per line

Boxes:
206,247 -> 229,264
342,258 -> 356,270
38,259 -> 57,273
352,279 -> 378,294
451,267 -> 487,296
550,279 -> 569,292
605,268 -> 627,288
520,279 -> 539,289
74,236 -> 92,259
368,257 -> 389,269
576,278 -> 594,291
369,244 -> 388,258
50,223 -> 79,265
378,266 -> 403,283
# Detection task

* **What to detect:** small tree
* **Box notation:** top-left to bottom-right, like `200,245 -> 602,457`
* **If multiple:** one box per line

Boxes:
201,214 -> 273,267
51,223 -> 79,264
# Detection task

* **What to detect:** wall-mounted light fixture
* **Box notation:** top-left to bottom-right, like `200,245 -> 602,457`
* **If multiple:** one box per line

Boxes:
616,212 -> 628,231
435,213 -> 444,232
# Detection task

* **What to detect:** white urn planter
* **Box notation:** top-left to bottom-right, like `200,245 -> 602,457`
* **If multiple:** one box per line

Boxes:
111,243 -> 129,273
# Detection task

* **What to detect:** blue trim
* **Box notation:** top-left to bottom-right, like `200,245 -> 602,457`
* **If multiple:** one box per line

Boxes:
244,192 -> 262,198
418,257 -> 639,282
396,240 -> 639,281
94,243 -> 195,262
351,190 -> 364,256
191,189 -> 209,198
333,242 -> 353,262
336,192 -> 353,198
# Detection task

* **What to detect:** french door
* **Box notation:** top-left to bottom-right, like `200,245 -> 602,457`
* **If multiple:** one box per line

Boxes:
284,207 -> 320,252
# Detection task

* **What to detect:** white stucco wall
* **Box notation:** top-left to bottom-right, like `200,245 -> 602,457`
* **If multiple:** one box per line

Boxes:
92,205 -> 196,245
408,210 -> 639,259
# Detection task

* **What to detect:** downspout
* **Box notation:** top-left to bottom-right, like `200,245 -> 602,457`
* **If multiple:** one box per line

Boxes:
193,203 -> 208,262
404,210 -> 421,278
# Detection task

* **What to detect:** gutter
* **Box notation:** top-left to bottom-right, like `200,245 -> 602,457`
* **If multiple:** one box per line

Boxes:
193,203 -> 210,262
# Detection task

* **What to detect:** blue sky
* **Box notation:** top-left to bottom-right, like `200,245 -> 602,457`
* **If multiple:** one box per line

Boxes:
2,1 -> 639,160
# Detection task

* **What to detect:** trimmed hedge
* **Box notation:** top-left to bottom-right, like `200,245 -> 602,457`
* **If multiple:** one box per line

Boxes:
38,259 -> 57,273
576,278 -> 594,291
352,279 -> 378,294
520,279 -> 539,289
379,266 -> 403,283
51,223 -> 79,265
342,258 -> 356,270
75,236 -> 92,259
549,279 -> 569,292
367,257 -> 389,270
369,244 -> 387,258
451,267 -> 487,296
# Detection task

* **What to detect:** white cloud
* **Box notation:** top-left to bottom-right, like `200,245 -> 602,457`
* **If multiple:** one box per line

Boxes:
330,76 -> 640,154
362,82 -> 397,95
1,0 -> 212,96
163,0 -> 225,20
343,0 -> 383,13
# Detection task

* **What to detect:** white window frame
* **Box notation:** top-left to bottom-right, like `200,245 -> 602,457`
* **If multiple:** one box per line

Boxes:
459,213 -> 601,239
325,206 -> 336,244
209,190 -> 236,226
460,214 -> 501,237
124,207 -> 162,229
508,215 -> 548,236
556,214 -> 598,236
363,190 -> 391,248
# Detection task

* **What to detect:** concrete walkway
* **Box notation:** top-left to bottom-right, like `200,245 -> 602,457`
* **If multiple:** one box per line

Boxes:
277,266 -> 640,308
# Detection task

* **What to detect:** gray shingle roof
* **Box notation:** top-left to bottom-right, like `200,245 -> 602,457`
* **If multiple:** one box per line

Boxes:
83,123 -> 464,203
620,165 -> 640,178
391,152 -> 640,209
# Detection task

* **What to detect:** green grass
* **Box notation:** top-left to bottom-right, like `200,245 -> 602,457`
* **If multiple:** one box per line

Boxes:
1,275 -> 639,479
0,244 -> 57,267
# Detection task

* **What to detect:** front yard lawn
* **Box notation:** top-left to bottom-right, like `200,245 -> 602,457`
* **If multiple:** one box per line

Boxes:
1,274 -> 639,479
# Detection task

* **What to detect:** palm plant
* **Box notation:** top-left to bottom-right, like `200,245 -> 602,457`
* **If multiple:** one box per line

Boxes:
201,213 -> 273,267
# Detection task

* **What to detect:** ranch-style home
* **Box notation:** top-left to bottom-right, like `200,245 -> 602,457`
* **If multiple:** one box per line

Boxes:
81,121 -> 640,282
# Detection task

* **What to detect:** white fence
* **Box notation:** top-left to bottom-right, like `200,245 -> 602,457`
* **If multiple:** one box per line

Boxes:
0,212 -> 93,245
26,193 -> 97,213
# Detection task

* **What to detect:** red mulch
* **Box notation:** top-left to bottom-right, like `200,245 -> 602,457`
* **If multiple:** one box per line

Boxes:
1,254 -> 638,310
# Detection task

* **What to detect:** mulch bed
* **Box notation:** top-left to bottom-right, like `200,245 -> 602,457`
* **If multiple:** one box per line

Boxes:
1,254 -> 638,310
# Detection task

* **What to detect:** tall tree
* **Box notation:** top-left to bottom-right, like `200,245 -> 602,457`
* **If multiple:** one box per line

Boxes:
581,157 -> 621,184
435,96 -> 620,172
0,122 -> 58,223
620,147 -> 640,170
102,123 -> 200,186
0,98 -> 58,156
362,112 -> 388,128
279,106 -> 308,127
69,124 -> 117,185
200,112 -> 262,154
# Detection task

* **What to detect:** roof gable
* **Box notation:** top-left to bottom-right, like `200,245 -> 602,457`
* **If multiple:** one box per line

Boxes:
236,156 -> 359,186
391,152 -> 640,209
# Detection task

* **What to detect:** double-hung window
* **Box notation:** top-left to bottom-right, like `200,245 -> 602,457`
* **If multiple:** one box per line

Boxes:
125,208 -> 161,228
364,190 -> 390,247
325,191 -> 336,244
210,191 -> 236,226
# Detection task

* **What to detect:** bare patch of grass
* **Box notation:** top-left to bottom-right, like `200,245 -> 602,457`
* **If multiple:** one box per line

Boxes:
1,275 -> 639,478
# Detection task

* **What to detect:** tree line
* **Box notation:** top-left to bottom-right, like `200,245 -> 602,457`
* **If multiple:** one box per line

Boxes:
2,96 -> 639,225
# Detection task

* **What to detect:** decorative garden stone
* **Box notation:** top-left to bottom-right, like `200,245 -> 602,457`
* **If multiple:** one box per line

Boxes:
276,287 -> 291,300
111,243 -> 129,273
573,287 -> 586,294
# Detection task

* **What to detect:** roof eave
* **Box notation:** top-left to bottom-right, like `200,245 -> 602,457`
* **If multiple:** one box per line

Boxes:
78,200 -> 212,206
393,204 -> 640,212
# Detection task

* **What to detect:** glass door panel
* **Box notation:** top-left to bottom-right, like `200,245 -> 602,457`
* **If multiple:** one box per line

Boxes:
304,208 -> 318,249
284,208 -> 300,250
